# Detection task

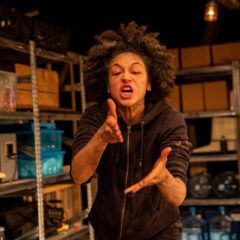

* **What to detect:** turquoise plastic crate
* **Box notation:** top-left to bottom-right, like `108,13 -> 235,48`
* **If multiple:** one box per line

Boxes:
18,151 -> 65,178
17,123 -> 64,152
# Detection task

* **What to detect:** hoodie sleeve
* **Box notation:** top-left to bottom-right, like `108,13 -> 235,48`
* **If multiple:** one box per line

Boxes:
72,104 -> 107,158
160,110 -> 192,184
70,103 -> 107,182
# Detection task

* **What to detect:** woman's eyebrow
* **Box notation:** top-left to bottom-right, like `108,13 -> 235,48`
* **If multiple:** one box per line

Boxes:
110,62 -> 144,68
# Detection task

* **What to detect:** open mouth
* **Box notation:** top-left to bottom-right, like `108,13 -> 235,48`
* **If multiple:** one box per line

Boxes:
120,86 -> 133,99
121,86 -> 133,93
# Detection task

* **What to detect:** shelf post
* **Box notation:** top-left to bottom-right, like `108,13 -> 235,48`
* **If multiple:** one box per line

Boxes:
30,40 -> 45,240
232,61 -> 240,190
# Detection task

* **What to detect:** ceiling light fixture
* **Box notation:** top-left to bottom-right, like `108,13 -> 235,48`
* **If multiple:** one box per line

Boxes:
204,0 -> 218,22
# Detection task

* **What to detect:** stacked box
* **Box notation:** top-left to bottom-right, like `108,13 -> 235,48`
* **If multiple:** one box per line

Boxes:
212,42 -> 240,65
15,64 -> 59,109
181,80 -> 229,113
180,45 -> 211,69
181,83 -> 205,112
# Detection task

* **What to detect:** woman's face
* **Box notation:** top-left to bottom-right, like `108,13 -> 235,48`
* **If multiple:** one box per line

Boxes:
108,52 -> 151,108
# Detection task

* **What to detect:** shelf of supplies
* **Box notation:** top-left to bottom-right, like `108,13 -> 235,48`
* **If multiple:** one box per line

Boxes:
47,225 -> 89,240
176,65 -> 233,78
0,172 -> 71,196
0,36 -> 79,64
0,111 -> 81,121
2,110 -> 234,122
183,110 -> 237,119
183,198 -> 240,206
39,111 -> 81,121
190,153 -> 238,163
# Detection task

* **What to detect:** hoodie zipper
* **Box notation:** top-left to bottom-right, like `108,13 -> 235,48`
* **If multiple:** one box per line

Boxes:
119,125 -> 131,240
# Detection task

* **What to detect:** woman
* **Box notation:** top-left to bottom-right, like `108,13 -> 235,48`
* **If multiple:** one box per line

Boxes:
71,21 -> 192,240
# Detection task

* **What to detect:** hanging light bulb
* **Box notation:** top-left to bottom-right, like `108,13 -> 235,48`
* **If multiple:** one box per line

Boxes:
204,0 -> 218,22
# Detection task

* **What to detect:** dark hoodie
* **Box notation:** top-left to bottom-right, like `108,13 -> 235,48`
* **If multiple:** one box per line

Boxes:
71,99 -> 192,240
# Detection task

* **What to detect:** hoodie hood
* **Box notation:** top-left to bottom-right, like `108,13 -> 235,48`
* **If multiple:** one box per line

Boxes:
142,98 -> 172,125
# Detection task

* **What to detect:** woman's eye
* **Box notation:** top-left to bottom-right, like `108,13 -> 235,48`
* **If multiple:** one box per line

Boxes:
112,72 -> 121,76
132,71 -> 141,74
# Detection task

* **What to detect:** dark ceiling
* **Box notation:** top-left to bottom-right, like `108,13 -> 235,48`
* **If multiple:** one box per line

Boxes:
1,0 -> 240,54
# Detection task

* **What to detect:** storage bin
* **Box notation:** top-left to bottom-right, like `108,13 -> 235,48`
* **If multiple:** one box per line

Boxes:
0,70 -> 17,112
33,19 -> 69,54
17,123 -> 64,152
180,45 -> 211,69
18,151 -> 65,178
0,4 -> 31,44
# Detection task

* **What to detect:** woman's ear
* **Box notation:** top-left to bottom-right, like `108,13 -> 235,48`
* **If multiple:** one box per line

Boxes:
107,85 -> 110,93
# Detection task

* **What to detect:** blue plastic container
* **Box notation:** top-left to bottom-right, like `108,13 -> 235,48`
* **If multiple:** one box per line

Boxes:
18,151 -> 65,178
17,123 -> 64,152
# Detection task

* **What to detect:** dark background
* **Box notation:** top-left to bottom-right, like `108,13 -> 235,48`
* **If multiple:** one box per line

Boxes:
1,0 -> 240,54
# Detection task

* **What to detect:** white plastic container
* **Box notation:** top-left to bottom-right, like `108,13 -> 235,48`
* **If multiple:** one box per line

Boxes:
0,70 -> 17,112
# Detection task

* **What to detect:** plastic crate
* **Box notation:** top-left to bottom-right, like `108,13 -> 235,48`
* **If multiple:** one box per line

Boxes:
18,151 -> 65,178
17,123 -> 64,152
0,4 -> 31,43
33,19 -> 69,54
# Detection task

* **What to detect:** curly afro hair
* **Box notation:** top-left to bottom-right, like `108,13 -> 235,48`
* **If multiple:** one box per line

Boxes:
83,21 -> 176,103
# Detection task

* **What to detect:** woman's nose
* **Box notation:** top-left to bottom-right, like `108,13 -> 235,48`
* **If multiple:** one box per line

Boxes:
121,71 -> 132,82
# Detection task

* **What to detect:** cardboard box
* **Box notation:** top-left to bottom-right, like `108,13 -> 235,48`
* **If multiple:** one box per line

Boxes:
180,45 -> 211,69
16,89 -> 59,109
181,83 -> 204,112
203,80 -> 229,111
15,64 -> 59,109
168,85 -> 180,111
43,183 -> 82,221
212,42 -> 240,65
211,117 -> 236,140
15,64 -> 59,93
167,48 -> 180,70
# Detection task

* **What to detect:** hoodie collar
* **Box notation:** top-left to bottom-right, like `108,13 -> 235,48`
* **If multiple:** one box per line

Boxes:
142,98 -> 170,125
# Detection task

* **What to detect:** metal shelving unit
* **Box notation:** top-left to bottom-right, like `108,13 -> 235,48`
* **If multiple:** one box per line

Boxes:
183,110 -> 237,119
0,173 -> 71,196
190,153 -> 238,163
0,36 -> 89,239
176,64 -> 232,78
0,111 -> 81,121
183,198 -> 240,206
178,61 -> 240,206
